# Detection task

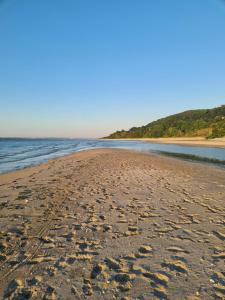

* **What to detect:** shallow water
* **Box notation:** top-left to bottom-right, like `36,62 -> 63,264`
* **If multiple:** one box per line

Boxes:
0,138 -> 225,173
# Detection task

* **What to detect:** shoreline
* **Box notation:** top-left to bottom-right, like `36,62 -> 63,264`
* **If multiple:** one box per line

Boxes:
103,137 -> 225,148
1,144 -> 224,177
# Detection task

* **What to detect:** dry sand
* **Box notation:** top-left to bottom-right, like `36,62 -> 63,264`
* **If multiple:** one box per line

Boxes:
104,137 -> 225,148
0,149 -> 225,299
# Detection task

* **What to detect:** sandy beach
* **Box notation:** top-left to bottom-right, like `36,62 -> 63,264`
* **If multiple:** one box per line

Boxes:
104,137 -> 225,148
0,149 -> 225,299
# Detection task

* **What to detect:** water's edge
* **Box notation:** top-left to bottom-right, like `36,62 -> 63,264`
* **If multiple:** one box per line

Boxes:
1,138 -> 225,174
154,150 -> 225,167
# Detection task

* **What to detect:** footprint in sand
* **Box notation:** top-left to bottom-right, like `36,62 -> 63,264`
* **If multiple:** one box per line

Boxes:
211,272 -> 225,299
213,230 -> 225,241
135,245 -> 153,258
162,259 -> 188,274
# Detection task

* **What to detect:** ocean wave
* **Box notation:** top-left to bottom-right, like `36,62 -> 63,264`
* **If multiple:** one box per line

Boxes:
0,147 -> 62,164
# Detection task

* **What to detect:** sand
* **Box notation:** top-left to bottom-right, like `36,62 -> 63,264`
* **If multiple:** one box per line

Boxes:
104,137 -> 225,148
0,148 -> 225,299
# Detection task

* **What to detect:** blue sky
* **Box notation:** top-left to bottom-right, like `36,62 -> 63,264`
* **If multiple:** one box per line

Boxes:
0,0 -> 225,138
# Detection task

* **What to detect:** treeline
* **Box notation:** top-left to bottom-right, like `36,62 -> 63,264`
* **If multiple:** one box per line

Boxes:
106,105 -> 225,139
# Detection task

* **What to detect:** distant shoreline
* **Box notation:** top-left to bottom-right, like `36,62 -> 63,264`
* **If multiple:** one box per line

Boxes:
102,137 -> 225,148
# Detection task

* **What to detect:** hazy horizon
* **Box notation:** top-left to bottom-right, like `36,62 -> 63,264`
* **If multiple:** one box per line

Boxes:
1,0 -> 225,138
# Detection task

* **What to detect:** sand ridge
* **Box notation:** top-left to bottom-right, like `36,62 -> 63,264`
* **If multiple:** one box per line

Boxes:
0,149 -> 225,299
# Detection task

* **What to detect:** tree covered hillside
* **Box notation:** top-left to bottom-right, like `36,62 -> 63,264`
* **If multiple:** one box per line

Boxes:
106,105 -> 225,139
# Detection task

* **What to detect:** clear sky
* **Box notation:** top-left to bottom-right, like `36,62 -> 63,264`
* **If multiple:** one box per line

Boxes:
0,0 -> 225,138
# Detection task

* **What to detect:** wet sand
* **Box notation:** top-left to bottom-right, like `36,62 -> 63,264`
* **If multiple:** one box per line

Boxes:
0,149 -> 225,299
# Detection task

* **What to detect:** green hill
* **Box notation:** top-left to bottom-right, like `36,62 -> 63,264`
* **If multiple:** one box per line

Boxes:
105,105 -> 225,139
